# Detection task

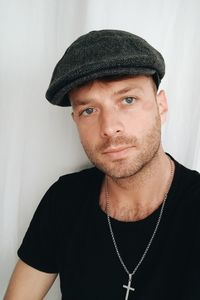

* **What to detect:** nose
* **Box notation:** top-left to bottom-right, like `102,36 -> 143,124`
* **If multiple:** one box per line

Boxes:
100,109 -> 124,138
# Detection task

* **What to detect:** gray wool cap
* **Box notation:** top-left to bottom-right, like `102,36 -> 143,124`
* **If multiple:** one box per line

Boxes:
46,29 -> 165,107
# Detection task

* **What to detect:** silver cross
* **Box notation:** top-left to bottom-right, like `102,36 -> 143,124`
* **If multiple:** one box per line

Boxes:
123,274 -> 135,300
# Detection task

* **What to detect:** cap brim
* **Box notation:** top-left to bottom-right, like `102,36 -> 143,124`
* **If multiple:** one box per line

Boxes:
46,67 -> 156,107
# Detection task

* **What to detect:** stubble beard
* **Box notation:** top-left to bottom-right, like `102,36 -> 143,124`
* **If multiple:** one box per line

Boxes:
81,115 -> 161,179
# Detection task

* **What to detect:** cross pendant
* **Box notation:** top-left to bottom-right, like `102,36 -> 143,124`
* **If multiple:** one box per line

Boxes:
123,274 -> 135,300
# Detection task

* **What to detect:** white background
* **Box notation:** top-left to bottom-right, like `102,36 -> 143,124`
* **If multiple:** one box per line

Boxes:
1,0 -> 200,298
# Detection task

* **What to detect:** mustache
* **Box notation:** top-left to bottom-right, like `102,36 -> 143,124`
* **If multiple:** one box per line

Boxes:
96,135 -> 138,152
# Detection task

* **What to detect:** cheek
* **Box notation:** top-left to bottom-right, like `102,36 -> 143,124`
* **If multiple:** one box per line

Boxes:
78,125 -> 97,148
140,100 -> 160,125
75,117 -> 100,139
142,99 -> 156,111
123,104 -> 158,136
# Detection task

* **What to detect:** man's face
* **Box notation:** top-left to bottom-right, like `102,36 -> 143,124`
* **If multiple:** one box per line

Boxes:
70,76 -> 168,179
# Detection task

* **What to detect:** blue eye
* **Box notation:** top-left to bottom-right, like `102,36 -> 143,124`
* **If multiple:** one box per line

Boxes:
122,97 -> 135,105
82,107 -> 95,116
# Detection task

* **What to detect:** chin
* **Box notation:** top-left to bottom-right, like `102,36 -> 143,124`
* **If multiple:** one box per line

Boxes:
94,159 -> 142,179
93,148 -> 160,179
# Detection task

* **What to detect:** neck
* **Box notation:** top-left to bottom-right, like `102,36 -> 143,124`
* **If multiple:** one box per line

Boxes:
99,151 -> 174,221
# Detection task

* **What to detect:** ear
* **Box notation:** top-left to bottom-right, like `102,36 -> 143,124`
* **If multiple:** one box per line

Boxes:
71,111 -> 76,122
156,90 -> 168,124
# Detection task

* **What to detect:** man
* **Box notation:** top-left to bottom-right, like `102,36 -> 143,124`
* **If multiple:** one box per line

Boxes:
4,30 -> 200,299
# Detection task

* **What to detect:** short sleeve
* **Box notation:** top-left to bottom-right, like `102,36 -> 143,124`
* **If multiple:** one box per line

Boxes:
18,180 -> 60,273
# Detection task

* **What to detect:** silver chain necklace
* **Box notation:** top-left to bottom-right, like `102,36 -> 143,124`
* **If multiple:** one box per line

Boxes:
105,157 -> 174,300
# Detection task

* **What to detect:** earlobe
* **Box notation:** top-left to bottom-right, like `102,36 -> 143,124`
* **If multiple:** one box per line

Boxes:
71,111 -> 75,121
156,90 -> 168,124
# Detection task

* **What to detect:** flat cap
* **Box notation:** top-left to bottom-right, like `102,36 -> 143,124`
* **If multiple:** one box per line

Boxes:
46,29 -> 165,106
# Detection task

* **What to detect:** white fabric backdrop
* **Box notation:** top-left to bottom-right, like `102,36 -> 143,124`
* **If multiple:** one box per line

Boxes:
1,0 -> 200,298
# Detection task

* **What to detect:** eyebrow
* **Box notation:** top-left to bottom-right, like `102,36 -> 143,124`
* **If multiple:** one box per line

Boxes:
113,86 -> 141,95
71,85 -> 142,107
71,98 -> 92,108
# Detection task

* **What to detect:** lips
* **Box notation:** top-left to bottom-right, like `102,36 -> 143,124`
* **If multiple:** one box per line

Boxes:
101,145 -> 134,160
102,146 -> 133,154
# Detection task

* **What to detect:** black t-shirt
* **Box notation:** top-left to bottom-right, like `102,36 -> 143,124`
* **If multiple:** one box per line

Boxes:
18,156 -> 200,299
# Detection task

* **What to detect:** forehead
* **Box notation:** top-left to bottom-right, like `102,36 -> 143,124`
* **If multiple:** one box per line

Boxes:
69,75 -> 154,104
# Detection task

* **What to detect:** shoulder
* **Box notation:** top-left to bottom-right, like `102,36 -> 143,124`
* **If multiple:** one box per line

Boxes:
177,161 -> 200,192
172,156 -> 200,211
52,166 -> 103,196
58,166 -> 103,184
37,166 -> 104,213
25,167 -> 104,239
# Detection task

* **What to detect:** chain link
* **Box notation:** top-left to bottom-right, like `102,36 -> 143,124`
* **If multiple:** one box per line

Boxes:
105,157 -> 174,278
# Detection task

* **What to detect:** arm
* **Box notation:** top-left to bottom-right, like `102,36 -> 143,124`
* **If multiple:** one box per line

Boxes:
4,259 -> 57,300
